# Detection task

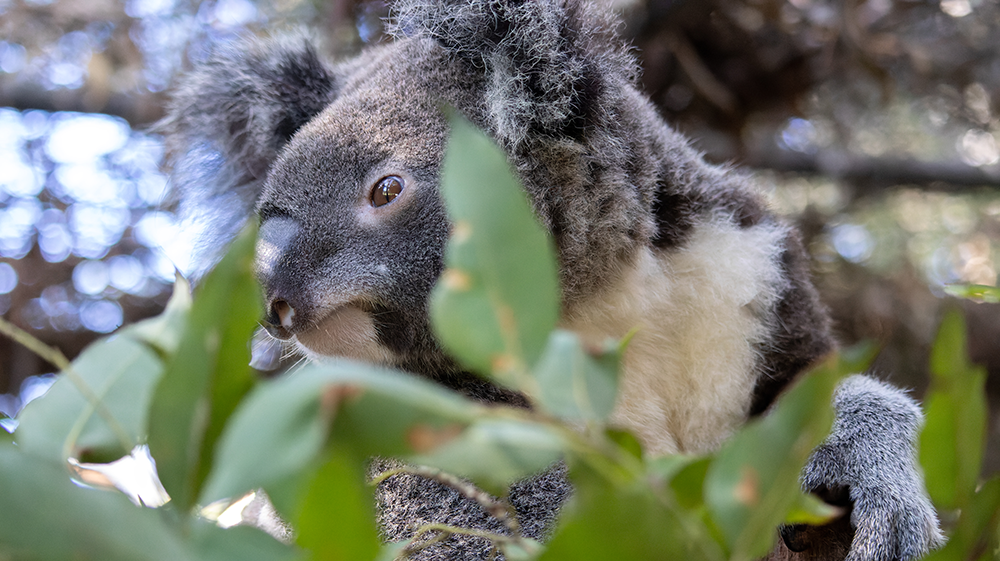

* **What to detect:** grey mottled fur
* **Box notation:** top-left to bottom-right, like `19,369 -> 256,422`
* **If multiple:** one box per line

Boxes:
799,376 -> 945,560
159,0 -> 943,558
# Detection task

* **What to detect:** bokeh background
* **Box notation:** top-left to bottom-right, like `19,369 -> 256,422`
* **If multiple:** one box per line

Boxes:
0,0 -> 998,469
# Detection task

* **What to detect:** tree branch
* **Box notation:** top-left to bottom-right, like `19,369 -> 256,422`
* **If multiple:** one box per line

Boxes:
742,149 -> 1000,193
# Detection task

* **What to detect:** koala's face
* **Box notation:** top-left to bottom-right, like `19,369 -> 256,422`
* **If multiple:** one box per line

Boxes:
253,51 -> 454,370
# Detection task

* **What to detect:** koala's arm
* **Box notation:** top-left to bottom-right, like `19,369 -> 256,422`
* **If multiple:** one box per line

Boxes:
794,375 -> 944,561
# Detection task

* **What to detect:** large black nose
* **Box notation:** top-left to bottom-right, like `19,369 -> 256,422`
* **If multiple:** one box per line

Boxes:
256,216 -> 303,337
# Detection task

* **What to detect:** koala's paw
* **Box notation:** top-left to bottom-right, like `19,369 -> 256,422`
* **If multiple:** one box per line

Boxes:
799,375 -> 945,561
844,484 -> 943,561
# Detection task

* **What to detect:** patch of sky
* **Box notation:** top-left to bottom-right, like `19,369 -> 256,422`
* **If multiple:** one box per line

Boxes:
829,223 -> 874,263
0,109 -> 201,335
0,41 -> 27,74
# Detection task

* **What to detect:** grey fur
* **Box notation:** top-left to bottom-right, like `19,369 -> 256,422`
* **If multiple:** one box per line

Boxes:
159,0 -> 942,558
800,376 -> 945,561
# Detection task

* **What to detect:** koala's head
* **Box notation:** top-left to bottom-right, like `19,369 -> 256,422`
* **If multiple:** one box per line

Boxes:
252,42 -> 457,372
161,0 -> 658,377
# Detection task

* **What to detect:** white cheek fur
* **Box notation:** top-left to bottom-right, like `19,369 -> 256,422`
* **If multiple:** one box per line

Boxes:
562,216 -> 789,455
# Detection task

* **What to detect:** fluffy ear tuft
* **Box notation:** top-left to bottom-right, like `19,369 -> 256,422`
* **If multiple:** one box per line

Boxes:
389,0 -> 635,147
156,32 -> 337,274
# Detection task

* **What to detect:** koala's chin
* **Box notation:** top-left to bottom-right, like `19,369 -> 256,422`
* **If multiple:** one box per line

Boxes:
291,304 -> 397,366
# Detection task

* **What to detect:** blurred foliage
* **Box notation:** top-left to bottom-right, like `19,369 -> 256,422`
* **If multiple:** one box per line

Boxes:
1,110 -> 998,561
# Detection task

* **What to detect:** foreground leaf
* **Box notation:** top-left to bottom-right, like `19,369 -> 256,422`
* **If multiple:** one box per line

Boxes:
704,358 -> 844,560
0,444 -> 191,561
147,224 -> 262,514
430,112 -> 560,388
920,309 -> 988,510
16,334 -> 163,463
533,330 -> 620,423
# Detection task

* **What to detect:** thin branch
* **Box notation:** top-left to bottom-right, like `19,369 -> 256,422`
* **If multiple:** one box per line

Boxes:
743,149 -> 1000,192
402,523 -> 516,558
372,465 -> 520,537
663,28 -> 739,115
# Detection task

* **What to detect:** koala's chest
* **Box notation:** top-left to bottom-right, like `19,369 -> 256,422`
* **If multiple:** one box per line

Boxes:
560,220 -> 788,456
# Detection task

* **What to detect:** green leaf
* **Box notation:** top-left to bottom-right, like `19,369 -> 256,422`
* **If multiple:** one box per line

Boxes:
430,111 -> 560,388
0,446 -> 192,561
921,477 -> 1000,561
920,309 -> 988,510
190,522 -> 300,561
533,330 -> 620,422
201,361 -> 480,508
783,492 -> 843,526
147,223 -> 263,514
295,449 -> 379,561
123,277 -> 193,358
943,284 -> 1000,303
704,358 -> 843,560
541,464 -> 724,561
413,417 -> 565,494
16,334 -> 163,463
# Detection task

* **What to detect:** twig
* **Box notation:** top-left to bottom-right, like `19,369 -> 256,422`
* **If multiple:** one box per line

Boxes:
663,28 -> 739,114
0,317 -> 135,457
372,465 -> 520,537
402,523 -> 518,557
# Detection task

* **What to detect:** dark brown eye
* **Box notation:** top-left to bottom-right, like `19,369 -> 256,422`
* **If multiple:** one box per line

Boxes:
371,176 -> 404,207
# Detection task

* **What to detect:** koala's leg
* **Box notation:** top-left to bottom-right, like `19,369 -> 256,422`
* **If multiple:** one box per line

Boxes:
789,375 -> 944,561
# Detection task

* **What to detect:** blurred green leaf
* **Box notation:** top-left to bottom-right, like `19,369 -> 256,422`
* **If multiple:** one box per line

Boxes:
922,477 -> 1000,561
16,334 -> 163,463
430,111 -> 560,389
534,330 -> 620,423
943,284 -> 1000,304
704,358 -> 843,560
202,361 -> 480,507
190,522 -> 300,561
414,417 -> 565,494
541,464 -> 724,561
147,224 -> 263,514
0,446 -> 192,561
783,492 -> 842,526
920,309 -> 987,510
295,449 -> 379,561
124,277 -> 193,357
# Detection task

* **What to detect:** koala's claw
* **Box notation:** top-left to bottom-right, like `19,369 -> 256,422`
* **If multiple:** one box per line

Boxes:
800,375 -> 945,561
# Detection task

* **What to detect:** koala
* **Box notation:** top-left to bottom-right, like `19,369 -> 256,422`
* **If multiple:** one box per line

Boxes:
159,0 -> 944,558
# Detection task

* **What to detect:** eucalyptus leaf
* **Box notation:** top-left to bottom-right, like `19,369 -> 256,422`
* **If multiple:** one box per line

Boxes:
541,464 -> 724,561
295,449 -> 379,561
920,309 -> 987,510
190,522 -> 300,561
413,417 -> 565,494
16,334 -> 163,463
534,330 -> 620,423
430,111 -> 560,388
201,360 -> 480,507
0,446 -> 193,561
704,359 -> 842,560
147,223 -> 262,513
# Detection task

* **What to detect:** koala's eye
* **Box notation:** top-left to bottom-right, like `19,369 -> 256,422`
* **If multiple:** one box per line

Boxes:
371,176 -> 404,207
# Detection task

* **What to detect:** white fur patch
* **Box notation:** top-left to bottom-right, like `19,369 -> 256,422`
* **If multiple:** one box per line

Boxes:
562,217 -> 789,455
295,305 -> 396,365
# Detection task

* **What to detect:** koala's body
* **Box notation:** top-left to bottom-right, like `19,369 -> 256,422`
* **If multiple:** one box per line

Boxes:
161,0 -> 943,558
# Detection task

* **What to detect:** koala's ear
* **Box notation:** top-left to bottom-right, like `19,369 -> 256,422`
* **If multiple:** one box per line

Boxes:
158,32 -> 337,208
389,0 -> 635,147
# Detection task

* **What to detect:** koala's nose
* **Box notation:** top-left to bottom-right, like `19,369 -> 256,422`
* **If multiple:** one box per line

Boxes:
270,299 -> 296,330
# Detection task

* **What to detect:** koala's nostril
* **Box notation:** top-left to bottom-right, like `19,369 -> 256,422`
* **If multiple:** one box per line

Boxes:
272,299 -> 296,329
